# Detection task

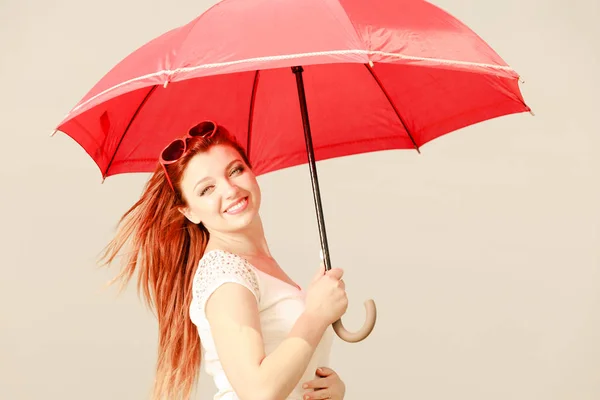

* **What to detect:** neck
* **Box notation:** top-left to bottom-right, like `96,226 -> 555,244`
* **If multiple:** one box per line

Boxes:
206,215 -> 272,258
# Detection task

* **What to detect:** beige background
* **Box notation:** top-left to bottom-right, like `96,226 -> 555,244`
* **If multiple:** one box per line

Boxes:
1,0 -> 598,399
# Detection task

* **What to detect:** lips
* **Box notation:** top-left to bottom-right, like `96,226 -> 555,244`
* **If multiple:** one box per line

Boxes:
224,196 -> 248,214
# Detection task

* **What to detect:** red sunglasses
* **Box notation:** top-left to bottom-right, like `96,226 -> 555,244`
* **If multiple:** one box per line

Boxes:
159,120 -> 218,191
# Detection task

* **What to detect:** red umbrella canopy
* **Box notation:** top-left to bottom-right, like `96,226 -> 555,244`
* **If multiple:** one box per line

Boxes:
54,0 -> 529,179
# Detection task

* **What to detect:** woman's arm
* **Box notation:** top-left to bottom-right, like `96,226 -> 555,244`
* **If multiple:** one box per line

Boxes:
205,283 -> 328,400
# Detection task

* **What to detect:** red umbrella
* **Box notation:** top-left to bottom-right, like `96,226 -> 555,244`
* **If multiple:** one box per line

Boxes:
53,0 -> 530,343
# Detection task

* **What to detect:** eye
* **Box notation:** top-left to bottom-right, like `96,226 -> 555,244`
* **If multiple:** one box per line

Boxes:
199,185 -> 214,196
230,165 -> 244,176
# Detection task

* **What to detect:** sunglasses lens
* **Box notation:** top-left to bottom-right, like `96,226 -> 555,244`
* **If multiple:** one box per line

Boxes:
161,139 -> 185,162
189,121 -> 216,137
161,121 -> 217,165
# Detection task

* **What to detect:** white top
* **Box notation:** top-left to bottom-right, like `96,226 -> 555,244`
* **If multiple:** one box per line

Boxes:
189,249 -> 334,400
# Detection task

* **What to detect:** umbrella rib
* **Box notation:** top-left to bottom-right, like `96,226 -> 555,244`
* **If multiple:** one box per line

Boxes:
103,85 -> 158,178
66,51 -> 517,118
246,70 -> 260,160
63,49 -> 519,115
364,64 -> 420,153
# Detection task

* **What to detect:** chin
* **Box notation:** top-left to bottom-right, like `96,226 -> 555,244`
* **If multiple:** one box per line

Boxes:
223,204 -> 258,232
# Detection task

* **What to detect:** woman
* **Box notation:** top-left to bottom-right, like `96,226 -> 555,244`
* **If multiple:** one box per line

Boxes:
100,121 -> 348,400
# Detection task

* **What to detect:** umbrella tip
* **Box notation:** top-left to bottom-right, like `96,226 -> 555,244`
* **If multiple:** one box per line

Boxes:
50,130 -> 57,137
368,60 -> 374,68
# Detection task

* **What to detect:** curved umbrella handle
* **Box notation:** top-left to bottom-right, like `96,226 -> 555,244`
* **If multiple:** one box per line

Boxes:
332,299 -> 377,343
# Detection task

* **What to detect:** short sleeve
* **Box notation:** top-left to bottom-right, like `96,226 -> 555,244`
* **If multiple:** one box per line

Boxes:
192,250 -> 260,316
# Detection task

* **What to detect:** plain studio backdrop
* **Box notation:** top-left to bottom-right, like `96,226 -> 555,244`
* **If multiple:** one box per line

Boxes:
1,0 -> 598,399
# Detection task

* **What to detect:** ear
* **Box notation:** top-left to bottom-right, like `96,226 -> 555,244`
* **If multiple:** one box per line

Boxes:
178,206 -> 201,224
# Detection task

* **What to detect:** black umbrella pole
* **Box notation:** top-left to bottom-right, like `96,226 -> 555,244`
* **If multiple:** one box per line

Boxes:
291,66 -> 332,272
292,66 -> 377,343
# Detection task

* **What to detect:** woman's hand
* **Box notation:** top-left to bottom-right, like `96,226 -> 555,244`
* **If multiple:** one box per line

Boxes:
302,367 -> 346,399
305,263 -> 348,328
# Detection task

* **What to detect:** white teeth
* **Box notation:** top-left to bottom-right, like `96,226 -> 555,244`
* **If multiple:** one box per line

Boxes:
226,198 -> 246,213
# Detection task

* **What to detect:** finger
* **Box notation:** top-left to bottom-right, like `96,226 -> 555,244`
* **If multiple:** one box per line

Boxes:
326,268 -> 344,280
312,262 -> 326,283
302,377 -> 329,390
337,279 -> 345,290
316,367 -> 336,377
304,388 -> 332,400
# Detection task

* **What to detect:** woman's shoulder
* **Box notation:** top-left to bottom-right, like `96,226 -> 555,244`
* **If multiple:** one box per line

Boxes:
193,249 -> 261,297
198,249 -> 255,273
189,249 -> 261,327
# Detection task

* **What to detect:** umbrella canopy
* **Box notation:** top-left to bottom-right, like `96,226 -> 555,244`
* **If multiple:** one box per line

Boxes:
53,0 -> 530,342
54,0 -> 529,179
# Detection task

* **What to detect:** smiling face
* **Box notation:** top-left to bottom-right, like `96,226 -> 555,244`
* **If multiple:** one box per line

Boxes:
178,144 -> 261,234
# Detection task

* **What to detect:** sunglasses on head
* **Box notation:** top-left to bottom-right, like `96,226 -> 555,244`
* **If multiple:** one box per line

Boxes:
159,120 -> 218,191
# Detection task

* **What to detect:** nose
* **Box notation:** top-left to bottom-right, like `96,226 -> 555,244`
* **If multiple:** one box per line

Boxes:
222,179 -> 240,199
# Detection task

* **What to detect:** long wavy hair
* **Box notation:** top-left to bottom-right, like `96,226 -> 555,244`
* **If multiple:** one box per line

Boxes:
99,123 -> 250,399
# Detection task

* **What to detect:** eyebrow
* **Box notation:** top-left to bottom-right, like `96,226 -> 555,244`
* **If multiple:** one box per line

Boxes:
193,159 -> 242,191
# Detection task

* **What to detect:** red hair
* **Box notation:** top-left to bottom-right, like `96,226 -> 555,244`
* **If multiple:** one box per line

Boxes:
99,124 -> 250,399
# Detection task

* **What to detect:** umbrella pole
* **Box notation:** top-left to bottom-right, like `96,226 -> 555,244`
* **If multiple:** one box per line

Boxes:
291,66 -> 377,343
290,66 -> 333,272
